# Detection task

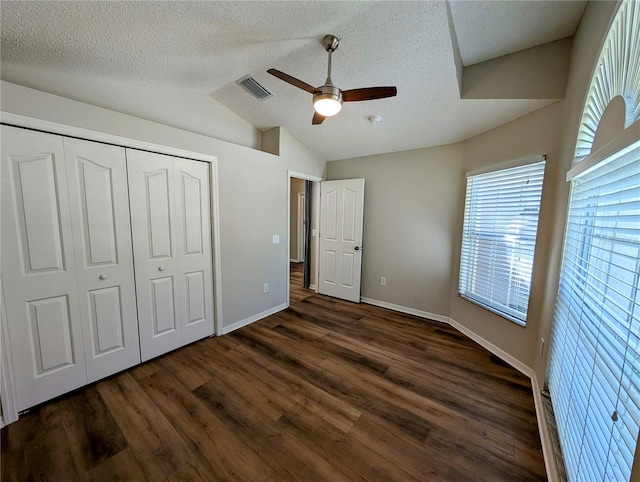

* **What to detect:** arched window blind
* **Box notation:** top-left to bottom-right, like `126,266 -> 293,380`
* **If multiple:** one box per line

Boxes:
547,138 -> 640,482
458,160 -> 546,325
574,0 -> 640,162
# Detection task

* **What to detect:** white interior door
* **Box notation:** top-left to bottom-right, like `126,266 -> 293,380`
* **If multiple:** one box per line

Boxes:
63,138 -> 140,382
173,158 -> 214,344
319,179 -> 365,303
1,126 -> 87,410
127,149 -> 182,361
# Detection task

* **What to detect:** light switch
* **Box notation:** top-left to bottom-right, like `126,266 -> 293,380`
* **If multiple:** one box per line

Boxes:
272,234 -> 280,244
312,229 -> 318,237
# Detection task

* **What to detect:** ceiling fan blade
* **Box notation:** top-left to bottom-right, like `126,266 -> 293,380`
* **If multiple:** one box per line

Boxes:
312,112 -> 326,125
342,86 -> 397,102
267,69 -> 316,94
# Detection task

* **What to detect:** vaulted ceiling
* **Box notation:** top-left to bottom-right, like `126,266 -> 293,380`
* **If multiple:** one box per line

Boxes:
1,1 -> 586,160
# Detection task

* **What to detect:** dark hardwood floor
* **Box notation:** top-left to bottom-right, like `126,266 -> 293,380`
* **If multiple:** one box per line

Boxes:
289,262 -> 315,304
1,276 -> 546,481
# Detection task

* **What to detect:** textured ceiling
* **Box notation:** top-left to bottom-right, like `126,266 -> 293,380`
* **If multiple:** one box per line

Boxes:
0,1 -> 586,161
449,0 -> 586,66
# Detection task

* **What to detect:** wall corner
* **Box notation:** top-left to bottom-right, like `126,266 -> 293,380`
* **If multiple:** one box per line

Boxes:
261,127 -> 281,156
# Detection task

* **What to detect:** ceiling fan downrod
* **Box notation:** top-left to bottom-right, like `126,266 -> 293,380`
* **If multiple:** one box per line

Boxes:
322,35 -> 340,86
313,34 -> 343,117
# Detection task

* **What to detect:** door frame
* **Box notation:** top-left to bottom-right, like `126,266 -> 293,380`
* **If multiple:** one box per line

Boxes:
1,284 -> 19,426
297,192 -> 305,262
287,171 -> 322,308
0,112 -> 224,423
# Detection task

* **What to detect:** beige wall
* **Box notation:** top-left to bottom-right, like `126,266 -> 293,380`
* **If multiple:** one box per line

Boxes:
324,99 -> 564,370
1,64 -> 262,150
324,101 -> 565,371
326,144 -> 463,317
450,101 -> 563,369
462,37 -> 572,100
0,80 -> 325,330
532,0 -> 618,382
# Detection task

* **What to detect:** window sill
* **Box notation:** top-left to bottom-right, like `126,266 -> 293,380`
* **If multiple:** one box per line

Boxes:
457,293 -> 527,327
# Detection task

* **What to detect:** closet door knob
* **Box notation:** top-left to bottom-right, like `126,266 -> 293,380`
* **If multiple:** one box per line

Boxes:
158,266 -> 165,271
99,274 -> 107,280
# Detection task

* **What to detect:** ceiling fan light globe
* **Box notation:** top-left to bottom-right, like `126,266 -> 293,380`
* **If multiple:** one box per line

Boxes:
313,85 -> 343,117
314,98 -> 342,117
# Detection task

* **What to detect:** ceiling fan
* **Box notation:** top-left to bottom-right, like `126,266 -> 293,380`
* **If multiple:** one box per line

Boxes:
268,35 -> 397,125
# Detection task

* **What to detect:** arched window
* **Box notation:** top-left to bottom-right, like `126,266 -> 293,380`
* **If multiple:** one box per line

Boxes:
548,1 -> 640,481
574,0 -> 640,162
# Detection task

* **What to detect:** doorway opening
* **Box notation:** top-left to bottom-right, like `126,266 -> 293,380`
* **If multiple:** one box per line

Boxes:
288,172 -> 321,306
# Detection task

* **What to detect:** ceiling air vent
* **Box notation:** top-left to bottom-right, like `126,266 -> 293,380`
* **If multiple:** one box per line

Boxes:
236,75 -> 272,100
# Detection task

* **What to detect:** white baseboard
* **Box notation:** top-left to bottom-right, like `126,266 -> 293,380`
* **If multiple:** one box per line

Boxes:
447,317 -> 533,378
221,303 -> 287,335
531,374 -> 560,482
360,297 -> 449,323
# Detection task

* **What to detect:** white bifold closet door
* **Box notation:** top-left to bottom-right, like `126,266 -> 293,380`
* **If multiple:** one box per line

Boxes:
63,137 -> 140,382
127,150 -> 213,362
0,126 -> 140,410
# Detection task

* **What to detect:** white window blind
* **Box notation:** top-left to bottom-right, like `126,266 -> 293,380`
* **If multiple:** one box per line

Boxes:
547,139 -> 640,482
458,160 -> 545,325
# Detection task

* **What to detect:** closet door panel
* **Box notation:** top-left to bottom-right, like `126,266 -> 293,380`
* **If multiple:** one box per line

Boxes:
64,138 -> 140,381
27,296 -> 75,374
150,276 -> 177,334
0,126 -> 87,410
14,156 -> 65,272
185,270 -> 206,323
174,159 -> 214,343
88,286 -> 124,352
127,149 -> 182,361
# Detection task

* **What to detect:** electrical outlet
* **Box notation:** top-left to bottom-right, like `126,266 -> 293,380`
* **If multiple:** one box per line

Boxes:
380,277 -> 386,286
540,337 -> 545,356
264,283 -> 269,293
272,234 -> 279,244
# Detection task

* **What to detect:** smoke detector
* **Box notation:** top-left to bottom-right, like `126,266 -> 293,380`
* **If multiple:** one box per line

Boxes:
368,115 -> 382,125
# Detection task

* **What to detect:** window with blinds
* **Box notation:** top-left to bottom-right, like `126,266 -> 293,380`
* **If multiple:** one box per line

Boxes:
458,160 -> 546,325
547,139 -> 640,482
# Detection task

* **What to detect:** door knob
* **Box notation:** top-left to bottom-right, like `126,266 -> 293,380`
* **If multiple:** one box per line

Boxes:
99,274 -> 107,280
354,246 -> 361,251
158,266 -> 165,271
